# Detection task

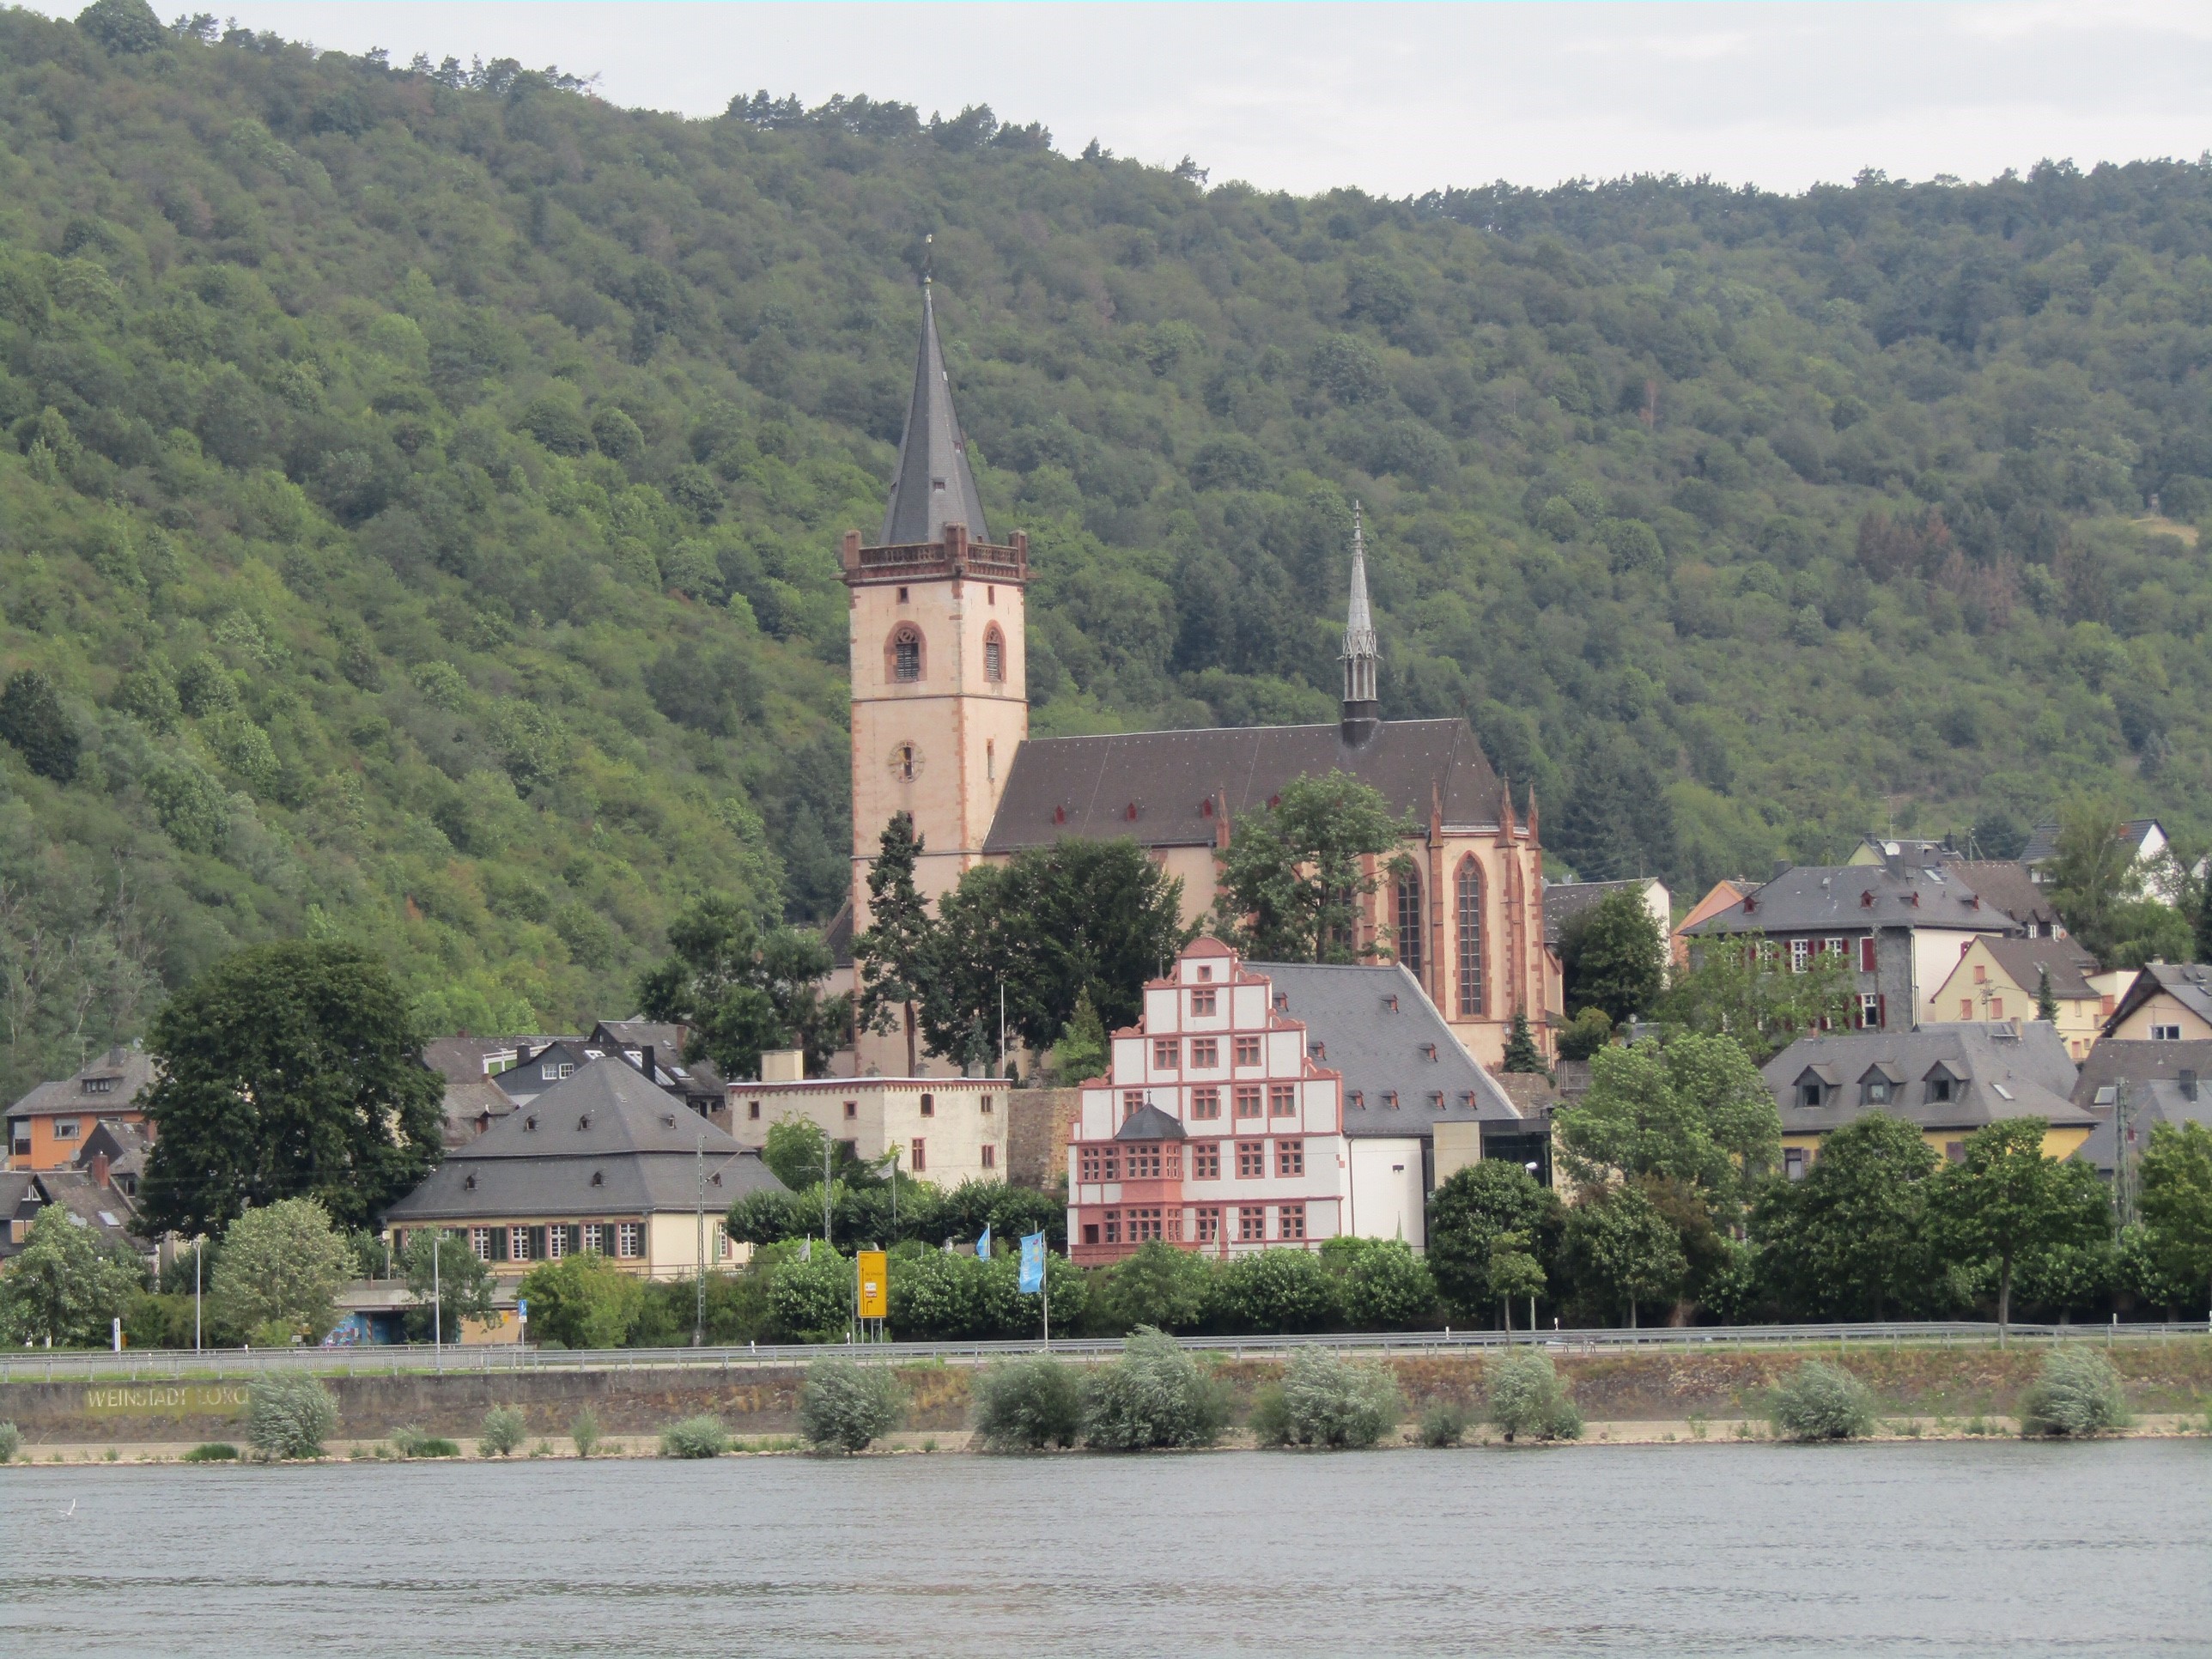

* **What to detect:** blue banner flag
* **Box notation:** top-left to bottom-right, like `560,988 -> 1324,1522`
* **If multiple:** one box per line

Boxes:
975,1224 -> 992,1261
1018,1231 -> 1045,1295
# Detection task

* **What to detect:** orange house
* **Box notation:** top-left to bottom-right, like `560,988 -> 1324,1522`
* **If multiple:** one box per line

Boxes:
5,1048 -> 156,1172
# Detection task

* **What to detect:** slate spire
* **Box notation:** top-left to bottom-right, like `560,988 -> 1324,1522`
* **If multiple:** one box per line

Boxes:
878,277 -> 991,547
1340,501 -> 1380,740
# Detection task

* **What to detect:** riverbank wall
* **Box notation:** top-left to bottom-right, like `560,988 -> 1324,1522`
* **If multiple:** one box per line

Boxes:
5,1339 -> 2209,1449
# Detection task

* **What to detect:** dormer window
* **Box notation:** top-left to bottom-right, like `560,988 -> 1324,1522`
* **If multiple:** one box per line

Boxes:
1798,1081 -> 1823,1109
1923,1066 -> 1960,1104
1866,1079 -> 1889,1103
83,1076 -> 115,1095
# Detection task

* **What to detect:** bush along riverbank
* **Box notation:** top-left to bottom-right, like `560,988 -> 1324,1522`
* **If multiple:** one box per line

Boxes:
2,1338 -> 2209,1462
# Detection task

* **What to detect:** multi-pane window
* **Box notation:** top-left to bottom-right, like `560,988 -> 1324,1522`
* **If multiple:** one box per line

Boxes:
470,1227 -> 492,1261
1456,860 -> 1485,1016
1129,1207 -> 1164,1243
1238,1205 -> 1267,1242
1234,1035 -> 1261,1066
1127,1144 -> 1163,1180
911,1137 -> 927,1172
983,628 -> 1005,683
547,1224 -> 568,1260
1790,939 -> 1812,974
1235,1085 -> 1262,1119
1190,986 -> 1218,1016
1276,1140 -> 1304,1177
1080,1146 -> 1103,1182
581,1224 -> 604,1255
1103,1211 -> 1122,1245
1278,1205 -> 1307,1242
1397,871 -> 1424,975
1191,1087 -> 1221,1120
1269,1085 -> 1296,1117
1188,1037 -> 1218,1067
892,626 -> 922,681
1163,1145 -> 1182,1178
1237,1140 -> 1266,1179
1153,1037 -> 1180,1070
1826,936 -> 1847,959
1122,1090 -> 1147,1120
981,1144 -> 996,1170
1192,1143 -> 1221,1180
509,1225 -> 532,1261
1194,1206 -> 1220,1243
1859,993 -> 1881,1029
617,1223 -> 642,1258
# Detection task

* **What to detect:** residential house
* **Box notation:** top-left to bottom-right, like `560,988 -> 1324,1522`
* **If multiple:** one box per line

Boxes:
1544,877 -> 1672,959
1847,836 -> 1963,868
74,1120 -> 149,1199
5,1047 -> 158,1173
3,1163 -> 147,1261
383,1060 -> 787,1281
731,1050 -> 1009,1187
1762,1022 -> 2092,1174
2023,817 -> 2196,903
1065,937 -> 1534,1265
2102,963 -> 2212,1042
1948,860 -> 2068,940
1670,878 -> 1753,968
494,1031 -> 721,1120
1925,936 -> 2108,1060
2069,1039 -> 2212,1181
1682,858 -> 2021,1030
421,1036 -> 572,1085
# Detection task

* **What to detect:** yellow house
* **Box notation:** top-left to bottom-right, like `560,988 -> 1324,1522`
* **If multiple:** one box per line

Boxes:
2102,963 -> 2212,1042
731,1053 -> 1010,1188
1760,1021 -> 2093,1171
1926,937 -> 2106,1060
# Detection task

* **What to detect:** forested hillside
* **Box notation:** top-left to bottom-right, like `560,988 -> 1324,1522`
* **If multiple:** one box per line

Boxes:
2,3 -> 2210,1097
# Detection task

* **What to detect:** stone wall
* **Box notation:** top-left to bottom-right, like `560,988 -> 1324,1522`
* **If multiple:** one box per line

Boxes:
1005,1086 -> 1079,1190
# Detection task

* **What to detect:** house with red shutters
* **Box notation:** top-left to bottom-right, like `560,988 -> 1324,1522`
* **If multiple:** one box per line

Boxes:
1066,937 -> 1539,1266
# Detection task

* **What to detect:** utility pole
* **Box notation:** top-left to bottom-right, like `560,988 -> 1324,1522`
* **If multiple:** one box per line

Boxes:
823,1135 -> 833,1246
433,1232 -> 442,1374
193,1237 -> 202,1354
2113,1079 -> 2136,1230
999,982 -> 1006,1082
694,1133 -> 707,1347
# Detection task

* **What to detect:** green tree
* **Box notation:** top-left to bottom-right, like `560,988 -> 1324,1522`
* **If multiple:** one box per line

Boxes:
1498,1012 -> 1547,1075
1049,988 -> 1108,1085
1559,890 -> 1666,1025
2042,800 -> 2193,969
2137,1121 -> 2212,1316
1101,1238 -> 1214,1333
1555,1006 -> 1613,1061
1556,1036 -> 1778,1214
1659,945 -> 1858,1062
635,892 -> 850,1079
1928,1119 -> 2112,1339
1750,1114 -> 1941,1319
1425,1160 -> 1562,1323
1561,1183 -> 1688,1327
138,941 -> 444,1236
518,1252 -> 646,1348
1206,1247 -> 1339,1333
0,1204 -> 143,1346
853,812 -> 931,1075
76,0 -> 164,54
1326,1237 -> 1438,1329
210,1199 -> 355,1346
0,670 -> 79,783
2035,965 -> 2059,1024
1210,772 -> 1412,963
398,1229 -> 496,1341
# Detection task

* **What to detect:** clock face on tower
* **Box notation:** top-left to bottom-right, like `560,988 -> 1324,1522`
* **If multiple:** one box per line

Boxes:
888,741 -> 921,782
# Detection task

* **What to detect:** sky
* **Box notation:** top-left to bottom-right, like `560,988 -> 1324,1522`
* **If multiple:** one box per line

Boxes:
65,3 -> 2212,197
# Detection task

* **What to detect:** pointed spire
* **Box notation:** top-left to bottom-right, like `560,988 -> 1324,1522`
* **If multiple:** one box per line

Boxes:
878,275 -> 991,548
1340,501 -> 1380,742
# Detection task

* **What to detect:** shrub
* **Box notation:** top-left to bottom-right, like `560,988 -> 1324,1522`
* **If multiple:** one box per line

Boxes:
1418,1400 -> 1470,1448
799,1356 -> 905,1453
479,1406 -> 527,1457
1254,1348 -> 1402,1449
0,1420 -> 18,1462
972,1356 -> 1082,1451
1080,1327 -> 1231,1451
659,1414 -> 731,1458
1770,1361 -> 1878,1442
181,1443 -> 239,1462
1208,1249 -> 1338,1334
571,1407 -> 602,1459
2019,1347 -> 2130,1437
391,1426 -> 459,1458
1484,1352 -> 1583,1443
246,1373 -> 338,1460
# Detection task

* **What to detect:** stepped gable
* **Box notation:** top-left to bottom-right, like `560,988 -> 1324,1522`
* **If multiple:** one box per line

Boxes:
983,718 -> 1504,854
879,280 -> 990,548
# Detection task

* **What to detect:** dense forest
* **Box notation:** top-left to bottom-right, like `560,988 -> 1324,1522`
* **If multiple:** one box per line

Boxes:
1,2 -> 2209,1097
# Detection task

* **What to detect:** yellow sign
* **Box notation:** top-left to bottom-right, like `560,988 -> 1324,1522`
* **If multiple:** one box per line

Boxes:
857,1250 -> 888,1319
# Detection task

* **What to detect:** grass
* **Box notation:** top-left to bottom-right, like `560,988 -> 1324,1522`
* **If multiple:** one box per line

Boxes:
181,1443 -> 239,1462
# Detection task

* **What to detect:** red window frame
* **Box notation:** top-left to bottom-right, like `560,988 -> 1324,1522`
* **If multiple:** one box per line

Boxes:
1269,1085 -> 1296,1117
1276,1139 -> 1304,1177
1192,1143 -> 1220,1180
1188,1037 -> 1219,1067
1279,1205 -> 1307,1242
1080,1146 -> 1103,1182
1153,1037 -> 1180,1070
1190,986 -> 1218,1016
1235,1085 -> 1262,1119
1103,1211 -> 1122,1245
1190,1087 -> 1221,1120
1233,1035 -> 1261,1066
1236,1140 -> 1265,1179
1194,1206 -> 1221,1243
1237,1204 -> 1267,1243
1121,1090 -> 1146,1120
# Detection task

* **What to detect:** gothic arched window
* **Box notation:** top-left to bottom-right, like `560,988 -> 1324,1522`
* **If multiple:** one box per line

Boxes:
1455,857 -> 1485,1018
1395,870 -> 1423,976
888,624 -> 925,683
982,623 -> 1006,684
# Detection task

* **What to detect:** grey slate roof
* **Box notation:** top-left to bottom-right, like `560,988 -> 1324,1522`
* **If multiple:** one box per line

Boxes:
1969,936 -> 2100,1001
421,1036 -> 572,1085
442,1080 -> 516,1149
2023,817 -> 2161,866
386,1060 -> 786,1224
879,283 -> 989,547
1949,862 -> 2063,932
34,1170 -> 146,1251
1253,961 -> 1525,1138
984,718 -> 1506,854
8,1047 -> 156,1119
1686,862 -> 2018,938
1115,1103 -> 1188,1141
2107,962 -> 2212,1031
1763,1023 -> 2087,1134
2070,1040 -> 2212,1175
2072,1037 -> 2212,1106
1542,878 -> 1654,946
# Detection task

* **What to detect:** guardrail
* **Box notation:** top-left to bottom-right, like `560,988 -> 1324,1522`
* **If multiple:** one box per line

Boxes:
3,1320 -> 2204,1384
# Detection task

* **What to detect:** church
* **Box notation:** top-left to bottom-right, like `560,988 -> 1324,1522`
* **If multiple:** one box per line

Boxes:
830,284 -> 1560,1073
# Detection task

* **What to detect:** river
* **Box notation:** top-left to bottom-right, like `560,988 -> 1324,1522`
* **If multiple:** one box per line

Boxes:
3,1440 -> 2207,1655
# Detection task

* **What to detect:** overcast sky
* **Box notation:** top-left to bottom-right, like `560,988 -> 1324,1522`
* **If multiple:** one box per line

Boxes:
88,2 -> 2212,197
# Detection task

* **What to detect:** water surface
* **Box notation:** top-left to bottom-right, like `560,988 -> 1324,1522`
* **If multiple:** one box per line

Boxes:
3,1440 -> 2206,1656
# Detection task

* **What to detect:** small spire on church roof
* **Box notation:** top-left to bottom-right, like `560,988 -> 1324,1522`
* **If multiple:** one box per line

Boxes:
878,271 -> 991,547
1342,500 -> 1377,662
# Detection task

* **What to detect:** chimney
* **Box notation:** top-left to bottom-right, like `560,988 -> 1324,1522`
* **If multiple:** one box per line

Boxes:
761,1048 -> 805,1084
91,1152 -> 110,1189
2183,1070 -> 2199,1102
641,1044 -> 656,1080
1772,860 -> 1793,879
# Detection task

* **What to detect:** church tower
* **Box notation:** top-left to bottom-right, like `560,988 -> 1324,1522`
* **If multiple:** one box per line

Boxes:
842,281 -> 1028,933
1340,501 -> 1380,747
